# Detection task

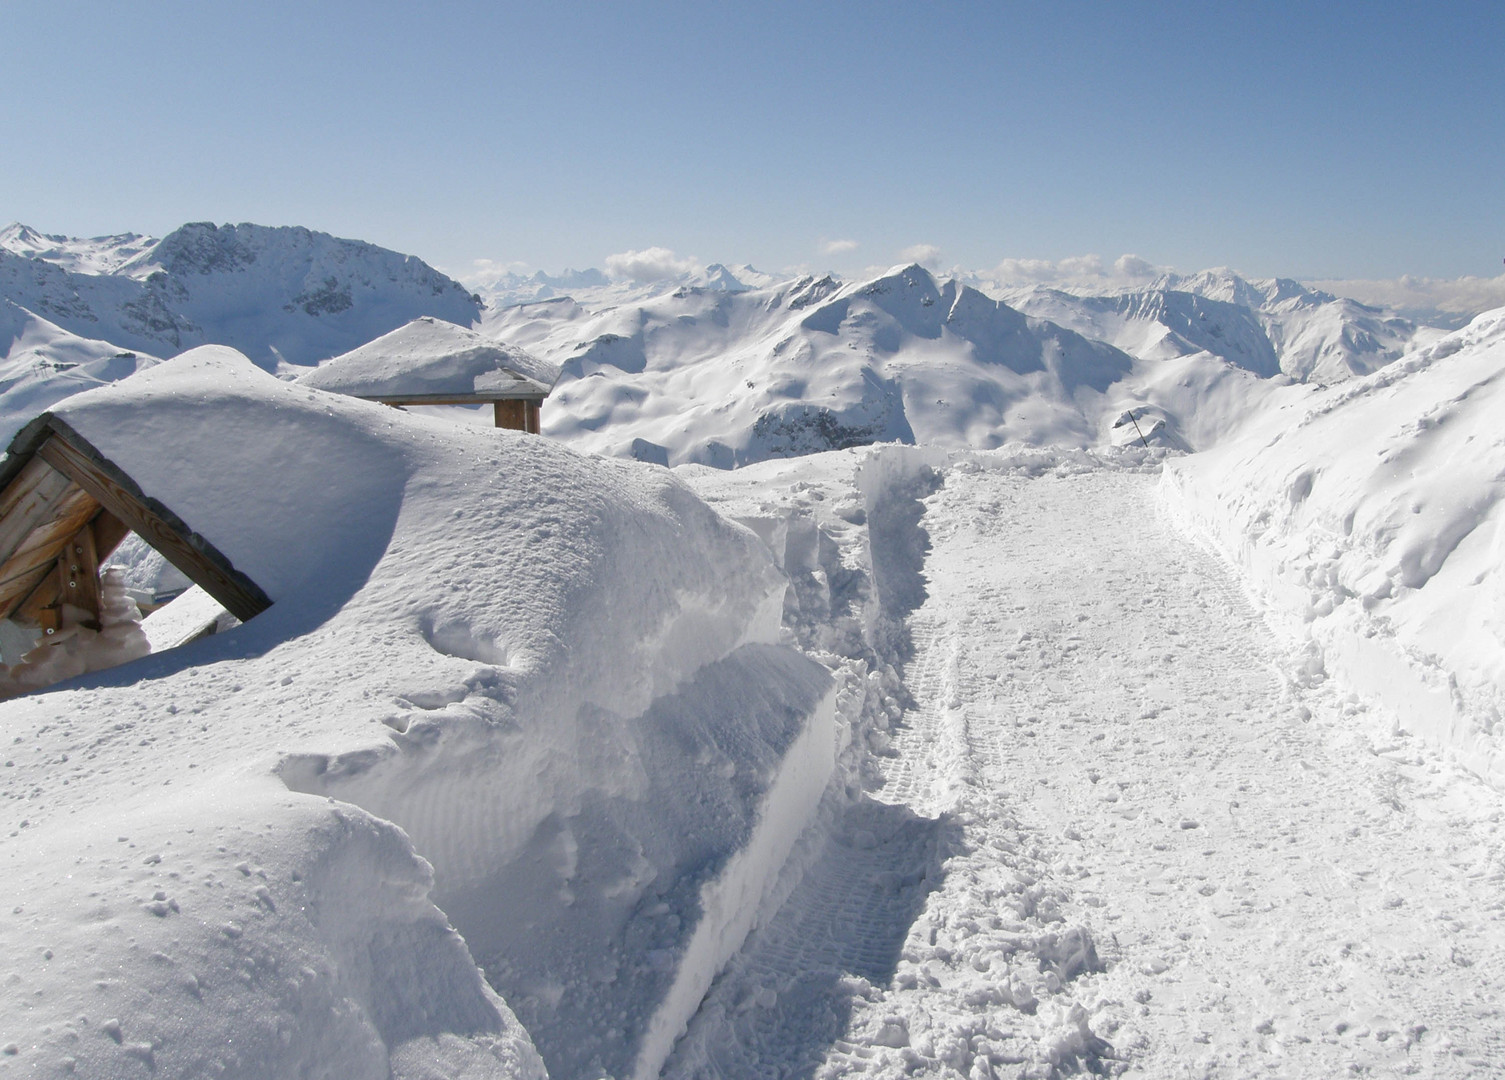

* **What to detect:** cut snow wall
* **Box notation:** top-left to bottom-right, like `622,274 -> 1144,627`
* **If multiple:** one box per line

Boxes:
282,643 -> 837,1080
1159,311 -> 1505,787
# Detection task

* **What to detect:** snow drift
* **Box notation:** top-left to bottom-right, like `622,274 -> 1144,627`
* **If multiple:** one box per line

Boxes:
1163,308 -> 1505,786
0,348 -> 837,1079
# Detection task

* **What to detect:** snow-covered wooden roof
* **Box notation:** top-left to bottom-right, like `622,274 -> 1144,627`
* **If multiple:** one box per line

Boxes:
298,317 -> 559,404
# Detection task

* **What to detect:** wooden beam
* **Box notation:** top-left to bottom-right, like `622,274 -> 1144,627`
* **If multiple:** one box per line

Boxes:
90,509 -> 131,562
34,426 -> 272,623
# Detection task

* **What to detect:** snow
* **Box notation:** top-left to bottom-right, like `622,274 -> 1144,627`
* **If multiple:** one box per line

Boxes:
299,317 -> 560,399
485,265 -> 1151,466
4,222 -> 1505,1078
0,299 -> 160,442
666,447 -> 1505,1077
0,222 -> 482,372
0,347 -> 836,1079
480,261 -> 1437,469
0,223 -> 156,276
1163,307 -> 1505,786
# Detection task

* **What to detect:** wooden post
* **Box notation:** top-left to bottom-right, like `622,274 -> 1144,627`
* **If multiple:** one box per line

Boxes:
62,525 -> 101,629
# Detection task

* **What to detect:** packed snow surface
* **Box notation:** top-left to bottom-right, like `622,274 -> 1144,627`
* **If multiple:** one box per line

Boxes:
668,447 -> 1505,1078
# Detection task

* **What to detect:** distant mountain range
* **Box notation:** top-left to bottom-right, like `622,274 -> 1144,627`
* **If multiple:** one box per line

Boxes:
0,220 -> 1454,460
0,221 -> 480,369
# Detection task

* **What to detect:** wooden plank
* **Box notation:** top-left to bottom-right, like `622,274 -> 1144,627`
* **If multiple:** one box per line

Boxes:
91,510 -> 131,562
0,458 -> 74,565
34,427 -> 271,623
2,488 -> 98,563
525,401 -> 541,434
494,400 -> 527,430
0,455 -> 68,520
12,563 -> 62,631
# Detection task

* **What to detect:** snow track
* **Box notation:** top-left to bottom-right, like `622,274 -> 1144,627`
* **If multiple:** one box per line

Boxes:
667,461 -> 1505,1079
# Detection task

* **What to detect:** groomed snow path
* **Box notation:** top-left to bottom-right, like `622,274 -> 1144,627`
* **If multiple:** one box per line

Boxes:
667,465 -> 1505,1079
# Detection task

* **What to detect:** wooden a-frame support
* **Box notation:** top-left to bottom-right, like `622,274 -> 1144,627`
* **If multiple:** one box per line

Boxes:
0,416 -> 271,635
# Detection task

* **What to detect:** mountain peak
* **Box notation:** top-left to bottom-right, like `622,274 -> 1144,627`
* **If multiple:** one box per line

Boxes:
1,223 -> 156,276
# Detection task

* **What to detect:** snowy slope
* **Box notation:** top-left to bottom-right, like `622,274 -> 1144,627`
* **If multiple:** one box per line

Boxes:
1164,307 -> 1505,784
0,299 -> 160,441
471,262 -> 774,311
0,222 -> 482,370
0,349 -> 837,1080
1003,285 -> 1281,374
1001,268 -> 1428,385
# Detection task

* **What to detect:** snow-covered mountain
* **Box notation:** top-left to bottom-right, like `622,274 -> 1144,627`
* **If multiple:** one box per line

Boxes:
0,222 -> 156,275
1002,268 -> 1431,384
0,222 -> 1448,469
484,263 -> 1310,464
0,221 -> 482,369
484,265 -> 1138,466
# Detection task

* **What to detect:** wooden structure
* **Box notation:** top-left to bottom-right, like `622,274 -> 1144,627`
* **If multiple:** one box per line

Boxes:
371,392 -> 542,433
0,414 -> 271,634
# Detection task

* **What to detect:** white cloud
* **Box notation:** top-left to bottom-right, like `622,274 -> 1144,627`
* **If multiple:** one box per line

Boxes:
901,243 -> 942,268
603,246 -> 699,282
988,253 -> 1165,286
1306,273 -> 1505,319
1113,254 -> 1158,280
820,238 -> 859,255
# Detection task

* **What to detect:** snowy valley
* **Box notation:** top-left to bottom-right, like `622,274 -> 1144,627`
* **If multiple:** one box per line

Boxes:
0,223 -> 1502,1080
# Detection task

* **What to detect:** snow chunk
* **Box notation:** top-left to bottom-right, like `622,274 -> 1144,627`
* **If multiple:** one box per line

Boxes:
300,317 -> 560,400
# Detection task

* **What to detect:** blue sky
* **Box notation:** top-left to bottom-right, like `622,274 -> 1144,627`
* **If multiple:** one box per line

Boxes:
4,1 -> 1501,281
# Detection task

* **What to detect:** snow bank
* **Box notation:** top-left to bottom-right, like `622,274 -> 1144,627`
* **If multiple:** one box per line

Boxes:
0,347 -> 839,1078
1163,309 -> 1505,785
